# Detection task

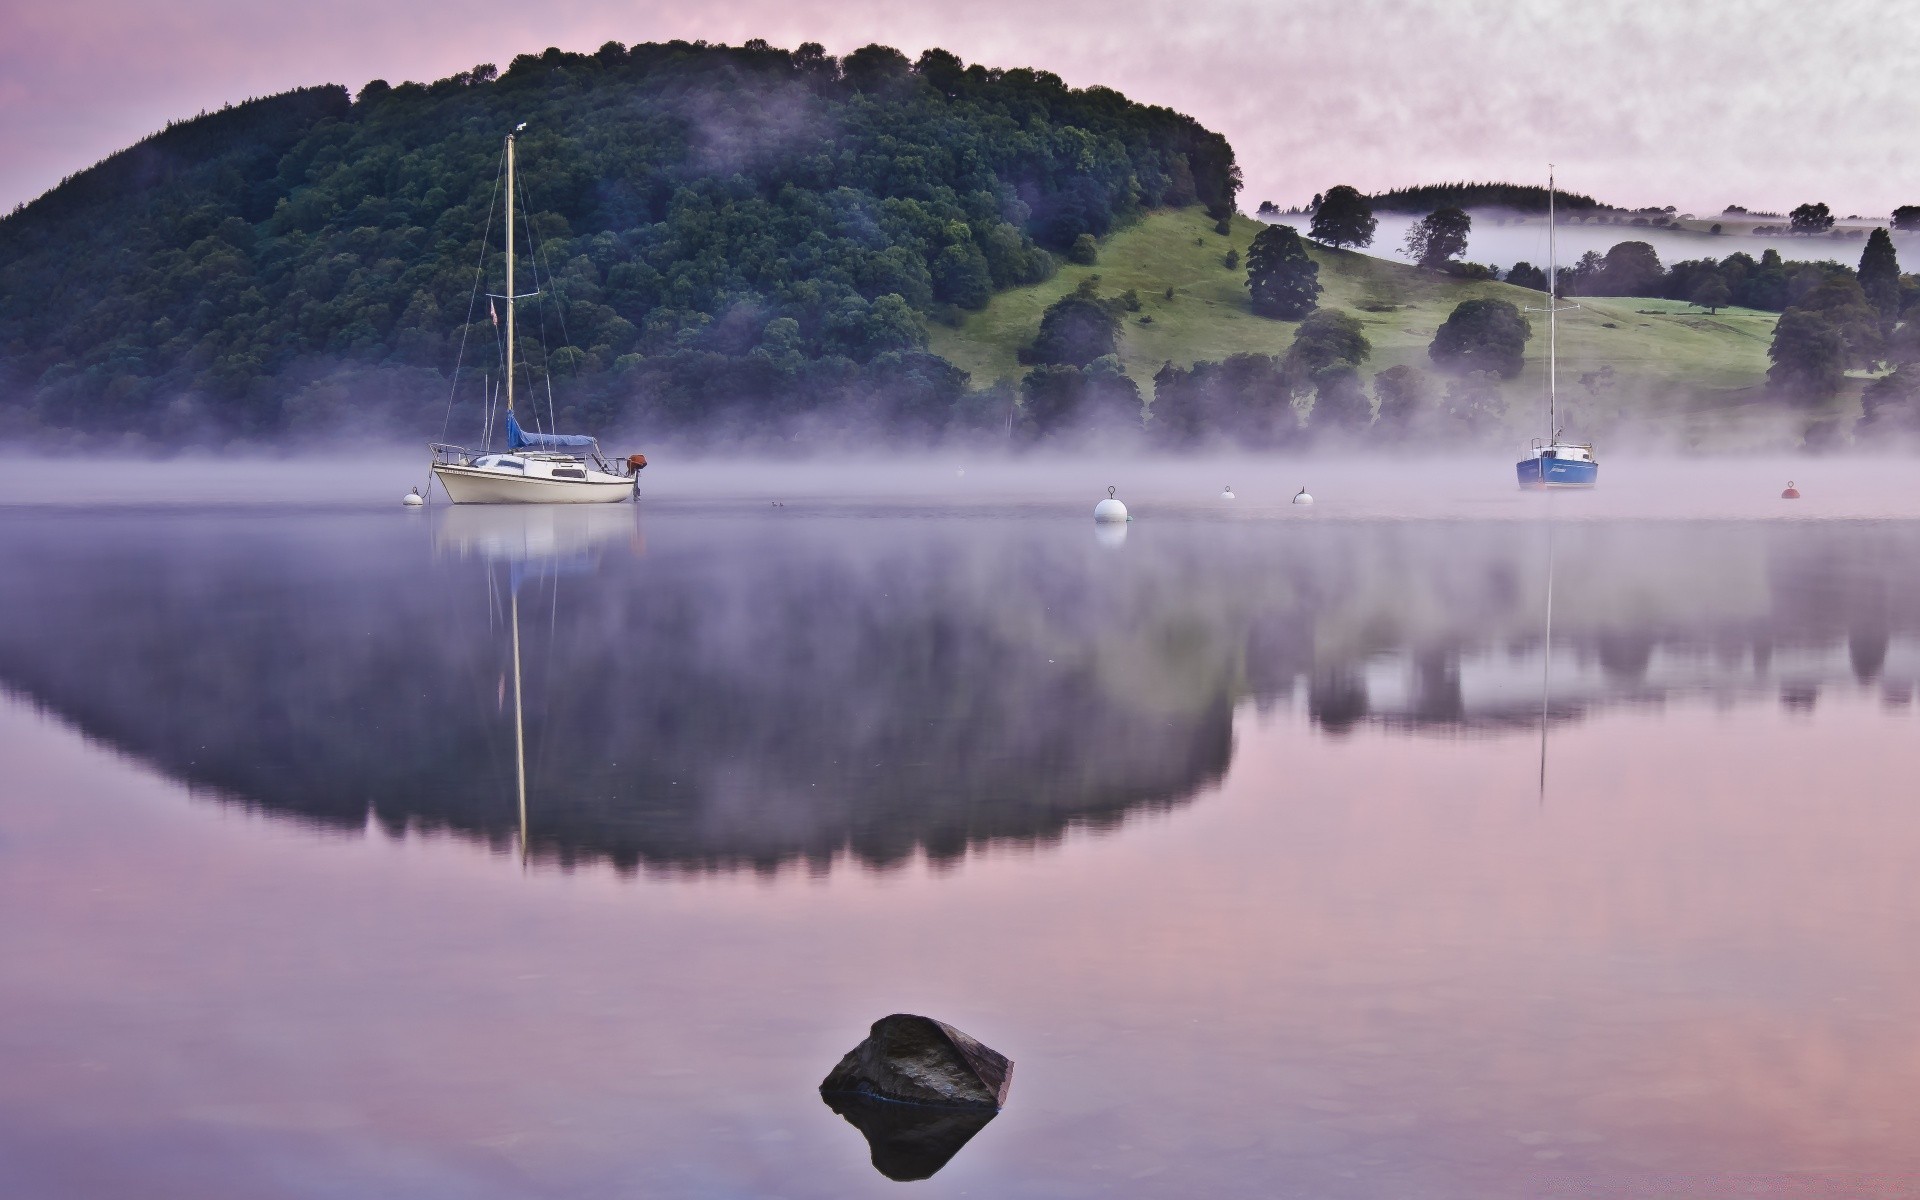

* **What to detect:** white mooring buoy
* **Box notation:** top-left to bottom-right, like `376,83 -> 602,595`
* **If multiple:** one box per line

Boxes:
1292,485 -> 1314,506
402,486 -> 425,507
1221,485 -> 1235,500
1094,485 -> 1129,524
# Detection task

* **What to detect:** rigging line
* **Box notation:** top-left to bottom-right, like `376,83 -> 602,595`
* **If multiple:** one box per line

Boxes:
517,167 -> 574,436
441,144 -> 506,443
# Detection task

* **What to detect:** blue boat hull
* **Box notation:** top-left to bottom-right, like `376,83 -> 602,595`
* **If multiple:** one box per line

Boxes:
1516,457 -> 1598,489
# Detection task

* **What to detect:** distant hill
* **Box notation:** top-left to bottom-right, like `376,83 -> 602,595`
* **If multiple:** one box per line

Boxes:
0,40 -> 1237,443
931,208 -> 1781,443
1369,182 -> 1602,214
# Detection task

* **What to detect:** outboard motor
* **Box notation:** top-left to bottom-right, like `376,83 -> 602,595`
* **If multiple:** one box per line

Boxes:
627,453 -> 648,497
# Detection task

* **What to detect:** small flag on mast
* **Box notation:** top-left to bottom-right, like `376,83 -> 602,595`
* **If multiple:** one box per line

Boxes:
490,299 -> 499,327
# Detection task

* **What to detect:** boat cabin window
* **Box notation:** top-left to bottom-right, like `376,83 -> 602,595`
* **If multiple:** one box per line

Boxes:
1542,449 -> 1557,459
478,456 -> 525,471
551,466 -> 586,479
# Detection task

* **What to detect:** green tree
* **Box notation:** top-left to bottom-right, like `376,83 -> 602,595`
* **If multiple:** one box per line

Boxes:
1597,241 -> 1663,296
1794,277 -> 1882,365
1066,233 -> 1099,265
1506,262 -> 1548,291
1767,308 -> 1845,402
1028,292 -> 1120,366
1858,227 -> 1901,324
1310,364 -> 1372,431
1285,309 -> 1370,377
1428,299 -> 1531,379
1245,224 -> 1321,319
1788,202 -> 1835,236
1404,206 -> 1471,270
1893,206 -> 1920,233
1307,184 -> 1376,249
1372,364 -> 1431,431
1691,275 -> 1731,314
1861,367 -> 1920,428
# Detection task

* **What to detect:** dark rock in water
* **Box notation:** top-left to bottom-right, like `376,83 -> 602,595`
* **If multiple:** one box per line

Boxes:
819,1014 -> 1013,1109
822,1092 -> 998,1181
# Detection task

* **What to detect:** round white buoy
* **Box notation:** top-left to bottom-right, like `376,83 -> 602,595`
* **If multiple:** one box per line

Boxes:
402,487 -> 425,507
1094,521 -> 1129,548
1094,485 -> 1129,524
1221,485 -> 1235,500
1292,485 -> 1314,506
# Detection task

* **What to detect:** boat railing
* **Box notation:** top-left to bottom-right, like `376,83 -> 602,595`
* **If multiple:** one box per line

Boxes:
431,441 -> 629,477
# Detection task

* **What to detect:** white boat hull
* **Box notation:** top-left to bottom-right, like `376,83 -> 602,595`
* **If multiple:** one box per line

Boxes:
433,464 -> 634,505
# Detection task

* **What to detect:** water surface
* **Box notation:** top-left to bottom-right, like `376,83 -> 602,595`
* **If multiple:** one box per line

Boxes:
3,461 -> 1919,1198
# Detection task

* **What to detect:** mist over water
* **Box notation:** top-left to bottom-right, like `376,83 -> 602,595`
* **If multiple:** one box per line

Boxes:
4,461 -> 1920,1196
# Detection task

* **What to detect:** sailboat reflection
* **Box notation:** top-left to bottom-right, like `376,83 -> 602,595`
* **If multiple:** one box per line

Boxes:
433,506 -> 642,862
822,1093 -> 997,1182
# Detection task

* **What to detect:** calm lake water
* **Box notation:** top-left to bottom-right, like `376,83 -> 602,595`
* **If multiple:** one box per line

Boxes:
4,459 -> 1920,1199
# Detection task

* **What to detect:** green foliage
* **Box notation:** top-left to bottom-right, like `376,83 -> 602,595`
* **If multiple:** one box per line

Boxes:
1371,364 -> 1431,431
1858,227 -> 1901,323
1791,277 -> 1882,366
1148,353 -> 1295,445
1861,366 -> 1920,428
1788,202 -> 1835,236
1405,207 -> 1471,270
1594,241 -> 1664,296
1026,291 -> 1120,366
1505,261 -> 1548,292
1428,298 -> 1531,379
1767,308 -> 1845,402
1067,233 -> 1099,265
1285,309 -> 1370,378
1245,224 -> 1320,319
1213,216 -> 1232,236
1020,354 -> 1141,436
1894,206 -> 1920,233
1309,364 -> 1372,431
1307,184 -> 1376,249
0,40 -> 1239,439
1690,275 -> 1732,314
1222,248 -> 1239,270
1369,181 -> 1600,214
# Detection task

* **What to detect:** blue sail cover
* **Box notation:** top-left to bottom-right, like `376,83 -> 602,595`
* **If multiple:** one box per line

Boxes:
505,410 -> 596,450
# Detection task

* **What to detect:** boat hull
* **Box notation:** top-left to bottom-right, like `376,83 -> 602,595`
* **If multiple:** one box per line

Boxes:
433,465 -> 634,505
1516,457 -> 1598,490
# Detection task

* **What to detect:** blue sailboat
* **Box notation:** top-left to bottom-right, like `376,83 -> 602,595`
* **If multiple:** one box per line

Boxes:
1516,168 -> 1598,490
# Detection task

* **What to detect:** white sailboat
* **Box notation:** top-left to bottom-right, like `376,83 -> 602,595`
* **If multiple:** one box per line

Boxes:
431,126 -> 644,504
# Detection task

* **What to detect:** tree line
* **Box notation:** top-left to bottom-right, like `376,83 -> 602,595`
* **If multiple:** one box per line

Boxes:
0,39 -> 1239,442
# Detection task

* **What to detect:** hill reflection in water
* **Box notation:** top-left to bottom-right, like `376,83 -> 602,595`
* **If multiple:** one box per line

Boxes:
0,505 -> 1914,874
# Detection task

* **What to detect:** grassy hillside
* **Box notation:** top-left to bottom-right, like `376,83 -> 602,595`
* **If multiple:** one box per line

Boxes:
930,209 -> 1782,438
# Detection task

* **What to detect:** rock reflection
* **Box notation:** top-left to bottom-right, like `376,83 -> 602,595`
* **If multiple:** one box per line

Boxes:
821,1093 -> 996,1181
0,511 -> 1917,873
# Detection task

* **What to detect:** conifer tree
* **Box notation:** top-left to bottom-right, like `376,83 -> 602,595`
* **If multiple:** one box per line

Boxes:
1858,227 -> 1901,325
1245,225 -> 1321,319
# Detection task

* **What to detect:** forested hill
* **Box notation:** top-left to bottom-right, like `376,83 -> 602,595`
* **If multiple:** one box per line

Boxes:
0,40 -> 1238,443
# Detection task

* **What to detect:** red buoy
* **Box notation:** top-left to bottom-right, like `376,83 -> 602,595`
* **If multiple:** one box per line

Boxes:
1781,481 -> 1801,500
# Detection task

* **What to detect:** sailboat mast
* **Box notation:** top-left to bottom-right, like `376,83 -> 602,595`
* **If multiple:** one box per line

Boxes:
1547,166 -> 1557,441
505,132 -> 516,416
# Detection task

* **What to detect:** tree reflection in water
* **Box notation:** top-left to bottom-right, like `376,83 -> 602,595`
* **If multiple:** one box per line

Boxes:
0,509 -> 1916,874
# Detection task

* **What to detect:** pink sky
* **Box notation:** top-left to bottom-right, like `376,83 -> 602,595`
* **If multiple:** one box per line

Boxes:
4,0 -> 1916,219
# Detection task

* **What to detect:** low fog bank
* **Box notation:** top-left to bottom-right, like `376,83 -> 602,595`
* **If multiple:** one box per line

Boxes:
4,452 -> 1919,521
1263,209 -> 1920,273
